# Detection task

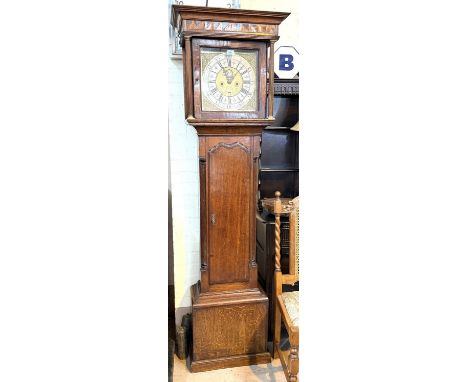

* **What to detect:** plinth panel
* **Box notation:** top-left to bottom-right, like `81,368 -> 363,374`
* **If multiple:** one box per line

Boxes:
191,286 -> 269,371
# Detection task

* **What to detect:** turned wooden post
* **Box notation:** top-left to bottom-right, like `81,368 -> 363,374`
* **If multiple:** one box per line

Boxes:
273,191 -> 282,358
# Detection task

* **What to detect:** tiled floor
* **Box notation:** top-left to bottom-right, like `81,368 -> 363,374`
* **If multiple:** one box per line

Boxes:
173,355 -> 287,382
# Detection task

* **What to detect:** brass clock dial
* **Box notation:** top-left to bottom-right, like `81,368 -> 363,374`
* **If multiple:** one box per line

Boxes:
200,48 -> 258,112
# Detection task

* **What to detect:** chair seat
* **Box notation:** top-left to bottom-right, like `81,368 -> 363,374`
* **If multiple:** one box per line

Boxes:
281,291 -> 299,327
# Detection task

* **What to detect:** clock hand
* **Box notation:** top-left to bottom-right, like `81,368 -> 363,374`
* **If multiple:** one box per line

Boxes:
223,69 -> 235,84
221,68 -> 232,86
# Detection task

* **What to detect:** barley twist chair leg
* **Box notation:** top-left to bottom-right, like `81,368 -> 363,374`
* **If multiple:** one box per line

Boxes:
273,310 -> 281,358
273,191 -> 282,359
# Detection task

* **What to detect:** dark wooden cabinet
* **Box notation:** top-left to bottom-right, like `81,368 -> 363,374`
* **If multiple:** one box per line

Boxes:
256,83 -> 299,341
259,127 -> 299,200
259,81 -> 299,200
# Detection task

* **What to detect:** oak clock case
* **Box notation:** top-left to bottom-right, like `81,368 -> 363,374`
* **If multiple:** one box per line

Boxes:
171,4 -> 289,373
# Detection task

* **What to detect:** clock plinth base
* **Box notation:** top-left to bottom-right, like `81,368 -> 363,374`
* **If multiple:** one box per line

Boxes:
190,282 -> 270,372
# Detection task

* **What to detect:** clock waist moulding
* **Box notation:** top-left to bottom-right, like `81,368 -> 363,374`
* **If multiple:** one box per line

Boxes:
171,5 -> 289,372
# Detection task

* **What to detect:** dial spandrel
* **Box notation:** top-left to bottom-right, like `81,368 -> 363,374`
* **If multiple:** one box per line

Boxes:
200,48 -> 258,112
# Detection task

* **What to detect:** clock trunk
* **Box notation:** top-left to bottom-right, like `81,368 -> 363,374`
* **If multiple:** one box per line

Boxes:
199,135 -> 260,294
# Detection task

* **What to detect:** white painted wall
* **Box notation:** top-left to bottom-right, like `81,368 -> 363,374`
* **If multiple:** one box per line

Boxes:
168,56 -> 200,324
241,0 -> 300,51
168,0 -> 299,325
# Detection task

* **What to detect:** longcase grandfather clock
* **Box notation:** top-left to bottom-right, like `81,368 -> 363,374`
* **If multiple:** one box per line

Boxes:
171,5 -> 289,372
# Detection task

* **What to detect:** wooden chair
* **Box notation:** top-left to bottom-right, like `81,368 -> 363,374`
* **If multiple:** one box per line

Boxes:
273,191 -> 299,382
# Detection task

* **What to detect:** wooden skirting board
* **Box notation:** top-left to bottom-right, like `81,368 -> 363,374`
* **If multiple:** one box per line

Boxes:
190,352 -> 271,373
